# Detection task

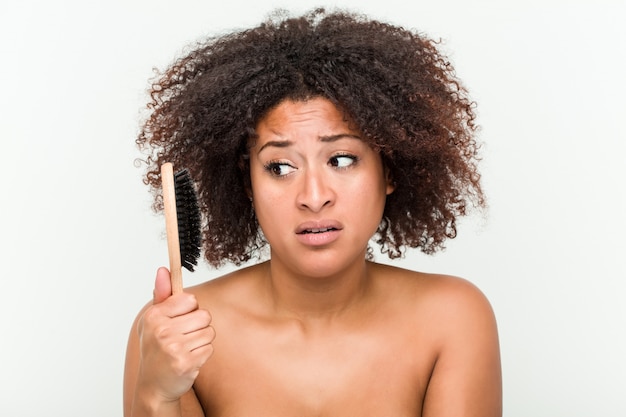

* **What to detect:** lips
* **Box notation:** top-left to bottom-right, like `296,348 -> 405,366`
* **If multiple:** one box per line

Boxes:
295,220 -> 343,246
295,220 -> 343,235
299,227 -> 336,234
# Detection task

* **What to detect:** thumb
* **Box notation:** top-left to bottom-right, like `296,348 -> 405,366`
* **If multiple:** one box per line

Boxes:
153,267 -> 172,304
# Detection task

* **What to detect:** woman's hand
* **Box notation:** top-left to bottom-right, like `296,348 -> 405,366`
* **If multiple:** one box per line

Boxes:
124,267 -> 215,416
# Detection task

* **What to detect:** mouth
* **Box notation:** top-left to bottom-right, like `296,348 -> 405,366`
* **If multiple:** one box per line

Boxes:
295,221 -> 343,246
298,227 -> 339,234
295,221 -> 343,235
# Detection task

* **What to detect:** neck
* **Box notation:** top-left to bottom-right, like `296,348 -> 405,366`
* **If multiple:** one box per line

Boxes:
262,257 -> 373,322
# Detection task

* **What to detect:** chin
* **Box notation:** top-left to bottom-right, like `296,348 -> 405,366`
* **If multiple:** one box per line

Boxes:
273,247 -> 368,279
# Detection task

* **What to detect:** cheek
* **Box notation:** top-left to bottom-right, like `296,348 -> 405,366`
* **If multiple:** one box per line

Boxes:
249,174 -> 285,228
346,175 -> 387,214
252,190 -> 280,214
249,165 -> 267,202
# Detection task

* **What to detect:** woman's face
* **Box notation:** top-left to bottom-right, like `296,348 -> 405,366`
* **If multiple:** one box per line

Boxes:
248,97 -> 394,277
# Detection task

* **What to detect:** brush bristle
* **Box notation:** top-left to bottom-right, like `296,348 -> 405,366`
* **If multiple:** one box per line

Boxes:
173,169 -> 202,271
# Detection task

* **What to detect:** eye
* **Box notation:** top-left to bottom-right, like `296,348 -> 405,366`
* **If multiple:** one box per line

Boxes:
264,161 -> 296,177
329,154 -> 358,169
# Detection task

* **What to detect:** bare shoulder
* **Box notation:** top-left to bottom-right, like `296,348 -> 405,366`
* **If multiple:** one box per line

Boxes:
371,263 -> 502,416
372,262 -> 493,305
371,262 -> 498,342
185,262 -> 268,312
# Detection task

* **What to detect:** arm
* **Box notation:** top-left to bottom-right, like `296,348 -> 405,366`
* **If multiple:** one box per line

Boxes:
422,278 -> 502,417
123,267 -> 214,417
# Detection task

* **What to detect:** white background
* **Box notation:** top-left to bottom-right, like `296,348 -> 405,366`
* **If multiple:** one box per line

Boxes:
1,0 -> 624,415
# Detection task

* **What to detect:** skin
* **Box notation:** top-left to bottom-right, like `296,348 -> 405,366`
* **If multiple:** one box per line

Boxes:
124,98 -> 502,417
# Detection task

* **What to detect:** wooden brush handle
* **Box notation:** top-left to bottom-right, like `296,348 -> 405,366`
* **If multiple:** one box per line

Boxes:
161,162 -> 183,294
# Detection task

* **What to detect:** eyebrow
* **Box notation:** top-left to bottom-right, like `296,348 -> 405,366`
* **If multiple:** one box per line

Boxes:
257,133 -> 362,154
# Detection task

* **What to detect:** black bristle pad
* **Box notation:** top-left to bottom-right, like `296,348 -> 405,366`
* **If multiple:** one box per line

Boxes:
174,169 -> 202,271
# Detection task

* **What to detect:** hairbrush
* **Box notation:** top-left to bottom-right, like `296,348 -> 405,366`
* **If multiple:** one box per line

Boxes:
160,162 -> 202,294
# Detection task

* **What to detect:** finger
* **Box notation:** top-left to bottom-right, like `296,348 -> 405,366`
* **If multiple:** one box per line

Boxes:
171,308 -> 212,335
186,326 -> 216,354
173,342 -> 214,382
153,267 -> 172,304
190,342 -> 215,365
154,326 -> 214,369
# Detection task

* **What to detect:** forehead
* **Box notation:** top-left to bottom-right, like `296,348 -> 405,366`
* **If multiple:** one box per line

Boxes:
255,98 -> 360,138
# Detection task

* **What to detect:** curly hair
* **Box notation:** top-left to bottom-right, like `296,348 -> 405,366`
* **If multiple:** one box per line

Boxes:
136,8 -> 484,267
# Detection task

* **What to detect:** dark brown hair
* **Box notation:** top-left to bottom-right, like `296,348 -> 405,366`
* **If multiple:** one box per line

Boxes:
136,8 -> 484,267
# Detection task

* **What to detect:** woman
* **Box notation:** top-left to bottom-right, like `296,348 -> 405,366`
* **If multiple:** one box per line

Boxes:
124,8 -> 502,417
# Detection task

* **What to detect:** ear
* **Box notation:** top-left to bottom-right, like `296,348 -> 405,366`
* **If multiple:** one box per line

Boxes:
385,166 -> 396,195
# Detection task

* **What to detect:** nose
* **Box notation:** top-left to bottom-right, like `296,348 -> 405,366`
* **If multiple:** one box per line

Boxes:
296,167 -> 335,212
